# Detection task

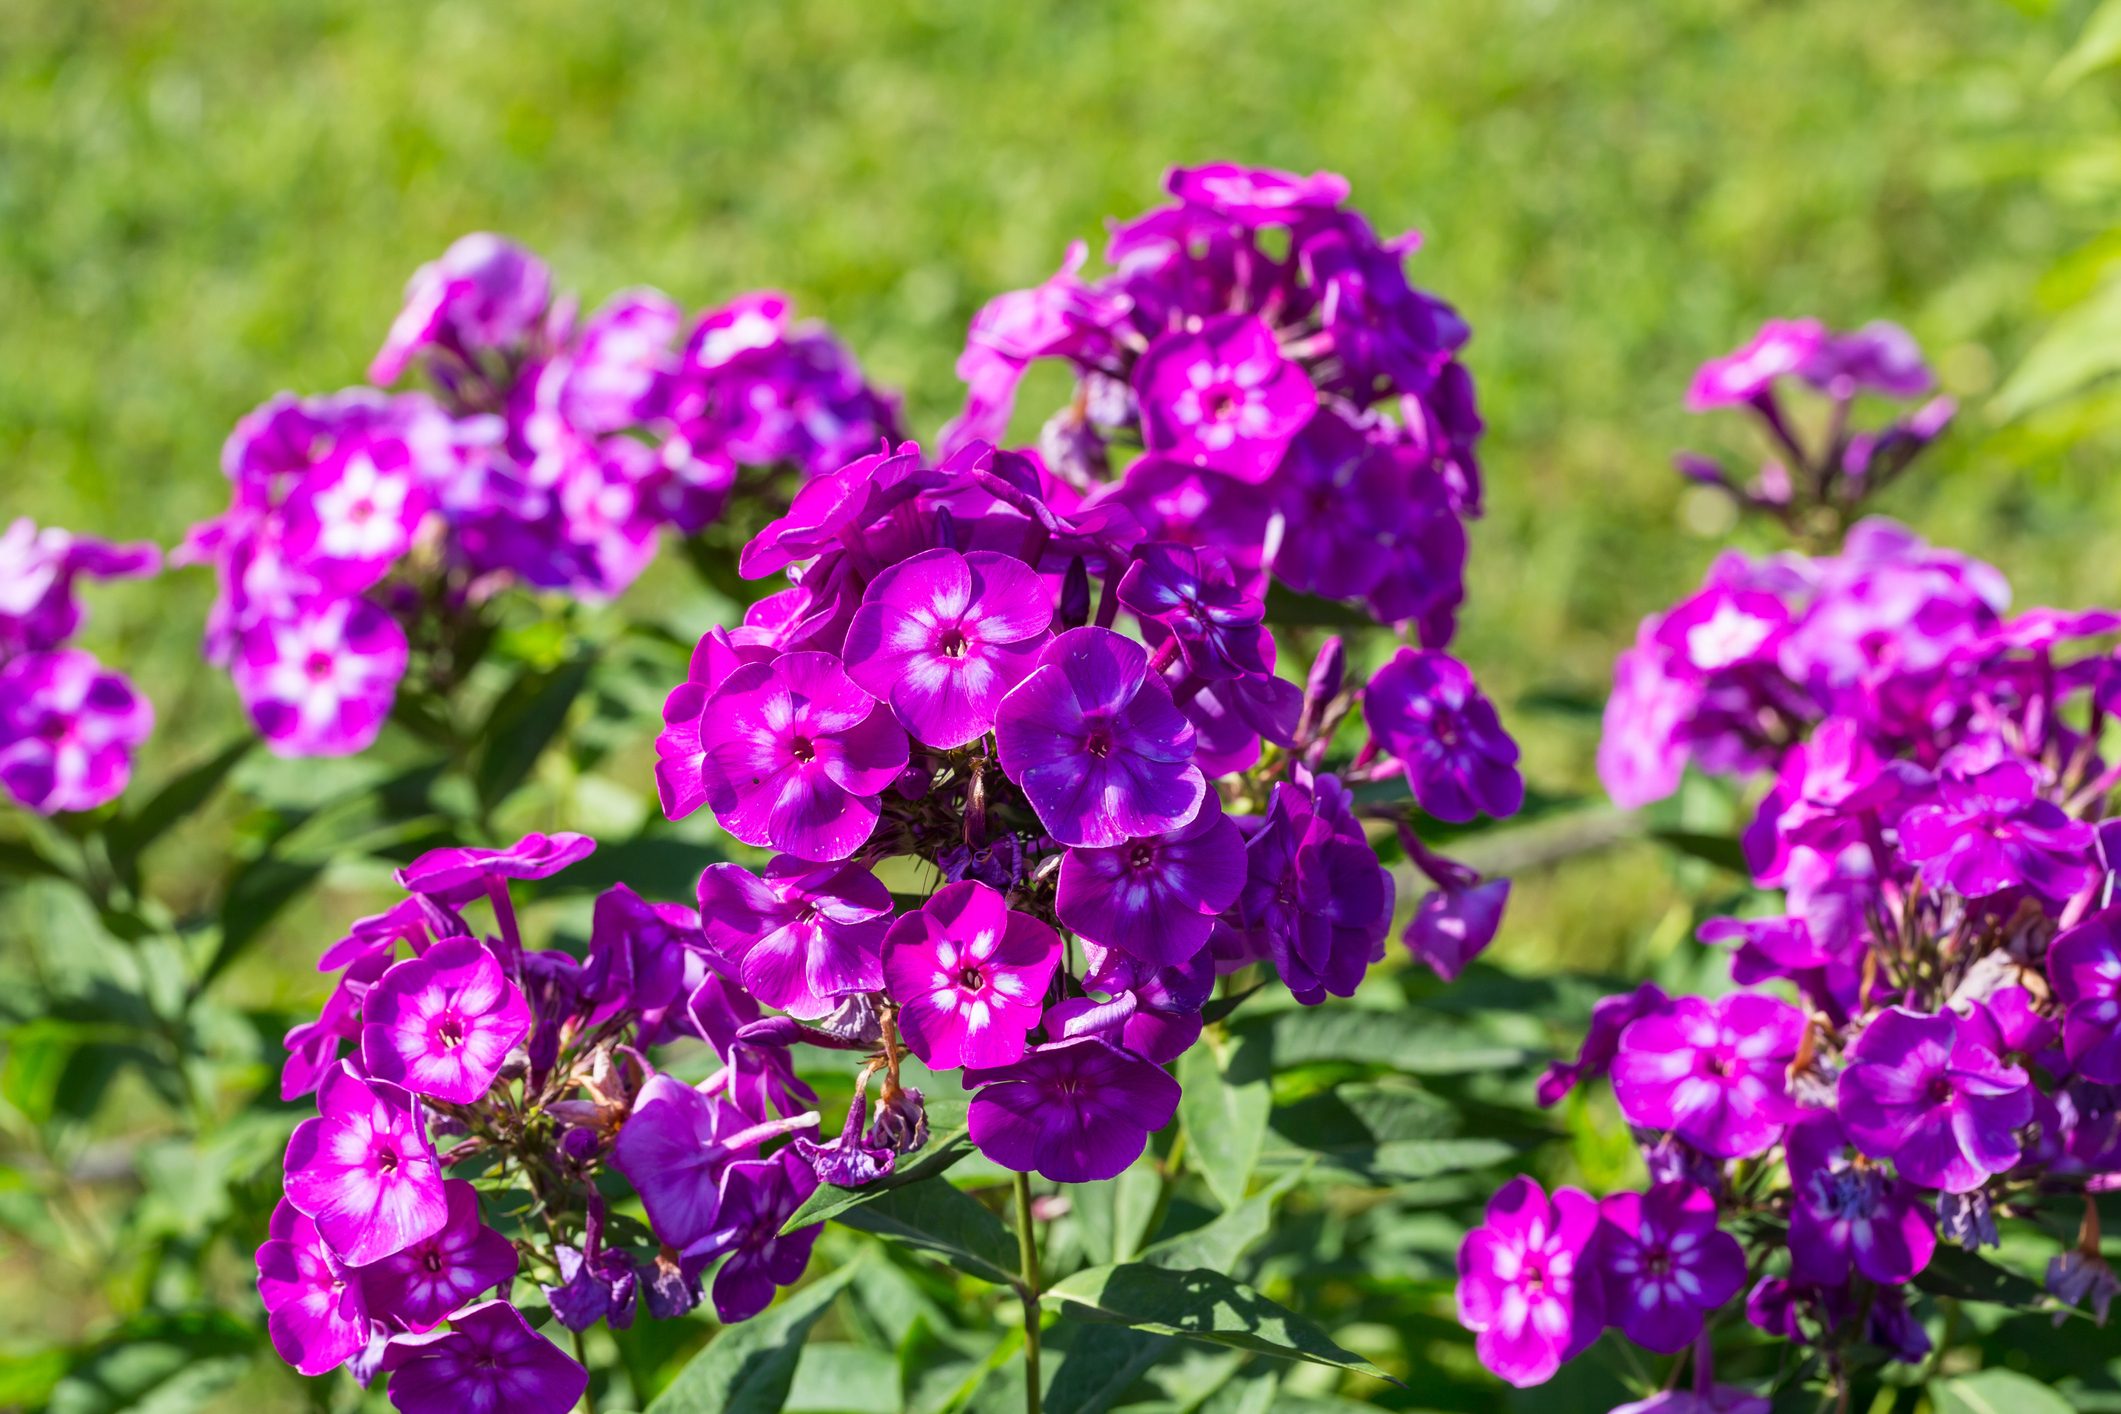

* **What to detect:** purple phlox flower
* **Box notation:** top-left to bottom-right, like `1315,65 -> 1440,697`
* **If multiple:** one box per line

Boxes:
1686,319 -> 1828,411
1596,1182 -> 1746,1353
655,627 -> 777,819
1597,621 -> 1699,810
0,649 -> 153,814
795,1085 -> 898,1188
737,443 -> 926,580
257,1200 -> 371,1376
370,234 -> 553,385
842,546 -> 1051,748
1166,162 -> 1351,225
697,855 -> 891,1019
1232,772 -> 1394,1005
1134,313 -> 1317,483
559,288 -> 681,433
361,1179 -> 518,1334
232,599 -> 407,757
1653,585 -> 1793,681
0,518 -> 159,657
1838,1005 -> 2032,1193
1264,408 -> 1453,620
610,1072 -> 818,1251
1455,1176 -> 1605,1389
641,1245 -> 712,1321
319,896 -> 459,973
583,883 -> 698,1034
2048,1246 -> 2121,1326
1537,982 -> 1671,1108
963,1035 -> 1182,1182
283,1062 -> 448,1266
1611,992 -> 1805,1159
541,1195 -> 638,1333
283,949 -> 395,1101
2050,907 -> 2121,1083
1117,541 -> 1268,681
943,243 -> 1119,452
694,650 -> 910,861
1783,1111 -> 1935,1286
1743,718 -> 1923,885
1865,1286 -> 1932,1364
938,830 -> 1025,891
280,440 -> 430,595
1179,655 -> 1303,778
993,626 -> 1205,849
360,938 -> 529,1105
1403,875 -> 1511,982
1803,321 -> 1934,400
1093,455 -> 1274,587
1061,943 -> 1216,1064
1055,795 -> 1246,968
682,1149 -> 822,1323
1938,1189 -> 2000,1250
1364,647 -> 1522,822
1897,757 -> 2094,902
882,880 -> 1061,1070
376,1300 -> 586,1414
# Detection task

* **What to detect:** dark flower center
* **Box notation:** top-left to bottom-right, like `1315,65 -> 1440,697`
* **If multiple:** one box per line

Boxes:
35,713 -> 70,742
1085,731 -> 1112,758
1129,844 -> 1156,870
423,1247 -> 444,1273
957,965 -> 985,991
376,1146 -> 400,1174
305,650 -> 335,682
437,1013 -> 467,1050
1644,1246 -> 1672,1277
1704,1054 -> 1734,1078
789,735 -> 817,763
1205,387 -> 1238,421
938,627 -> 970,659
1928,1074 -> 1954,1105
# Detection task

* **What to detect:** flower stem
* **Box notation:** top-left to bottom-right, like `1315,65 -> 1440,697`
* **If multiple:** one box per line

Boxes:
1014,1170 -> 1042,1414
572,1329 -> 598,1414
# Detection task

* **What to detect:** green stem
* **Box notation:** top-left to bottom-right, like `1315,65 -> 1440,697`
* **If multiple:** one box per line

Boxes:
1014,1170 -> 1042,1414
572,1329 -> 597,1414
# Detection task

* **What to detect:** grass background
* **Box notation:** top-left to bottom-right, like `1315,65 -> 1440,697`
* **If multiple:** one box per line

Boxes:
6,0 -> 2121,1375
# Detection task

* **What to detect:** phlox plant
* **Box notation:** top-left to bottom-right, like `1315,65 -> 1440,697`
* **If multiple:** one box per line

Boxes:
1463,320 -> 2121,1412
1,165 -> 1568,1414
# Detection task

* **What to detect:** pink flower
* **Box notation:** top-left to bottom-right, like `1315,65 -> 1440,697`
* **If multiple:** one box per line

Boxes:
842,547 -> 1052,748
281,439 -> 431,595
1611,992 -> 1805,1160
255,1201 -> 370,1376
232,598 -> 408,757
0,648 -> 153,814
1685,319 -> 1828,411
1134,314 -> 1317,483
882,881 -> 1061,1070
282,1062 -> 448,1266
697,856 -> 893,1019
357,1178 -> 518,1333
693,651 -> 910,861
360,939 -> 531,1105
1456,1176 -> 1605,1388
376,1300 -> 586,1414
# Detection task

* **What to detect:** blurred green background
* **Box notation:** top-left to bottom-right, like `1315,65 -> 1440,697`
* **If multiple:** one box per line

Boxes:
6,0 -> 2121,1382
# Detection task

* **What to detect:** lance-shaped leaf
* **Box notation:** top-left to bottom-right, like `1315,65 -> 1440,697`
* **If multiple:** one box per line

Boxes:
107,735 -> 254,875
1930,1369 -> 2076,1414
1227,1007 -> 1526,1077
644,1259 -> 862,1414
474,654 -> 596,811
1178,1029 -> 1270,1210
1142,1167 -> 1304,1272
828,1176 -> 1021,1287
1040,1263 -> 1397,1382
1912,1246 -> 2046,1308
1262,1081 -> 1528,1183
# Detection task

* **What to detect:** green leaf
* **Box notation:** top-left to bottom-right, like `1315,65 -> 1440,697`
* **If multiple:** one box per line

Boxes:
2053,0 -> 2121,90
830,1175 -> 1021,1286
1072,1157 -> 1164,1266
1996,279 -> 2121,419
784,1343 -> 901,1414
1262,582 -> 1376,627
1142,1168 -> 1304,1272
1179,1029 -> 1271,1210
474,654 -> 595,810
1200,982 -> 1266,1026
780,1126 -> 975,1234
1646,828 -> 1749,874
1043,1324 -> 1170,1414
107,736 -> 254,873
1263,1081 -> 1524,1183
1913,1246 -> 2047,1308
644,1260 -> 863,1414
1931,1369 -> 2076,1414
205,852 -> 327,985
44,1311 -> 254,1414
1041,1263 -> 1398,1382
0,836 -> 76,885
1226,1007 -> 1527,1077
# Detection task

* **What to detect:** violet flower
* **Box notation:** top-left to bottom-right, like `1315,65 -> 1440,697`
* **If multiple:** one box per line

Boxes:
1116,541 -> 1269,682
358,1179 -> 518,1333
1782,1112 -> 1935,1286
1595,1182 -> 1747,1353
1611,992 -> 1804,1159
696,856 -> 893,1019
881,880 -> 1061,1070
1897,758 -> 2095,902
1837,1006 -> 2031,1193
255,1201 -> 370,1376
1133,314 -> 1316,484
360,939 -> 530,1105
609,1073 -> 816,1252
282,1062 -> 448,1266
2048,907 -> 2121,1084
963,1036 -> 1182,1182
0,649 -> 153,814
993,626 -> 1205,849
1054,796 -> 1246,968
682,1150 -> 822,1323
376,1300 -> 587,1414
1455,1176 -> 1605,1388
232,598 -> 408,758
1363,647 -> 1523,823
1402,877 -> 1511,982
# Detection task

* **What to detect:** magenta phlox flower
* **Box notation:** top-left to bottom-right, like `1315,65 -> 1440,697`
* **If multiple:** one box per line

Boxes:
1166,163 -> 1351,225
1538,982 -> 1671,1108
231,598 -> 407,757
842,547 -> 1052,747
0,518 -> 160,657
280,439 -> 431,595
0,648 -> 154,813
964,1036 -> 1182,1182
1364,647 -> 1522,822
1055,796 -> 1245,968
679,1149 -> 822,1323
360,938 -> 529,1105
1402,876 -> 1511,982
370,233 -> 554,385
694,650 -> 910,861
256,1201 -> 371,1376
1612,992 -> 1805,1159
582,883 -> 699,1034
1897,756 -> 2094,901
1231,773 -> 1394,1005
610,1072 -> 817,1252
697,856 -> 892,1019
2051,907 -> 2121,1082
1134,314 -> 1316,483
655,627 -> 778,819
1455,1176 -> 1605,1388
1783,1112 -> 1935,1286
993,626 -> 1204,848
1838,1005 -> 2032,1192
1116,541 -> 1268,681
376,1300 -> 586,1414
359,1179 -> 518,1333
1596,1182 -> 1746,1353
882,880 -> 1060,1069
282,1062 -> 448,1266
396,831 -> 595,907
1685,319 -> 1828,410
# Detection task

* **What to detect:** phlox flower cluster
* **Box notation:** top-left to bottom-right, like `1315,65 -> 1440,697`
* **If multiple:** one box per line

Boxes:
263,831 -> 834,1410
184,234 -> 897,757
945,163 -> 1483,640
1460,324 -> 2121,1402
0,518 -> 159,814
